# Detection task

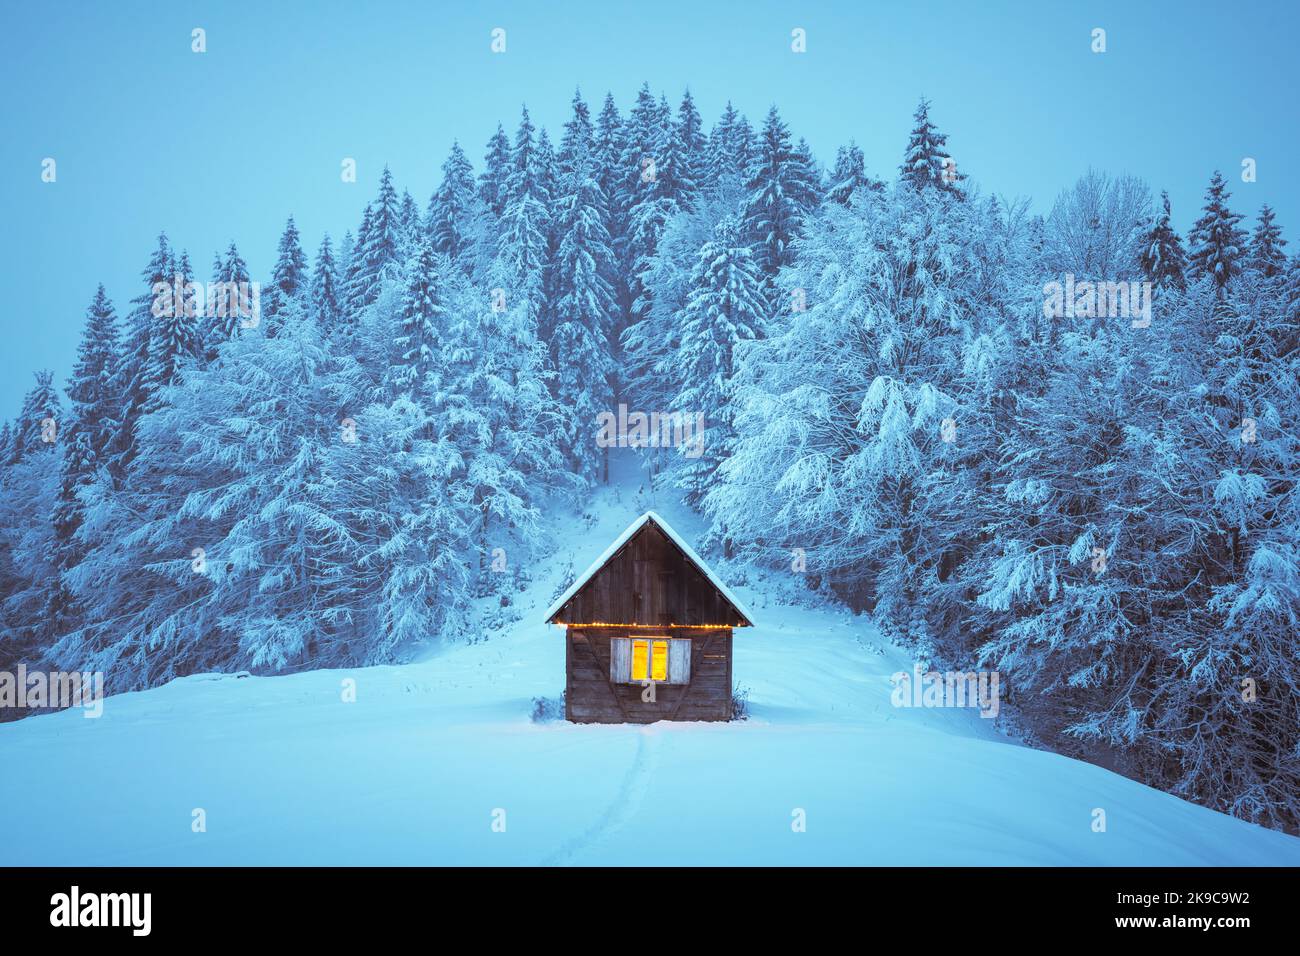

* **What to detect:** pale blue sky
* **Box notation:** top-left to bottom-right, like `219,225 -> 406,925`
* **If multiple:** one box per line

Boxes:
1,0 -> 1295,414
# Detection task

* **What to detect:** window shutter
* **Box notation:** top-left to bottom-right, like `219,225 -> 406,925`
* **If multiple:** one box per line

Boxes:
668,638 -> 692,684
611,637 -> 631,683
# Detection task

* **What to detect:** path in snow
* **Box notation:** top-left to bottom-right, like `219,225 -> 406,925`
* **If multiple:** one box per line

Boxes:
542,727 -> 663,866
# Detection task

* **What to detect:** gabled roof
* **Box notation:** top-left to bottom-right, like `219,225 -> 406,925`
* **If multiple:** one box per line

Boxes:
543,511 -> 754,626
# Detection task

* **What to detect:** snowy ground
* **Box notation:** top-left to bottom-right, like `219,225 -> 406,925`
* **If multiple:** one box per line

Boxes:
3,456 -> 1298,866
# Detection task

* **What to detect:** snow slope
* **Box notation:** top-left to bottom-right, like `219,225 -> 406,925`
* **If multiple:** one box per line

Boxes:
2,456 -> 1298,866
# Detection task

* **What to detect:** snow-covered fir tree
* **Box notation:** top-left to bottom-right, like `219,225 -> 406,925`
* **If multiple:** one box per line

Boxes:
668,215 -> 766,503
310,234 -> 341,331
1249,204 -> 1287,279
0,372 -> 64,670
341,204 -> 373,316
10,371 -> 64,466
495,107 -> 552,328
741,106 -> 819,291
550,91 -> 618,480
437,264 -> 575,587
427,141 -> 481,266
618,85 -> 672,323
1139,191 -> 1188,293
899,98 -> 962,196
142,249 -> 201,411
264,215 -> 308,324
205,241 -> 252,362
351,167 -> 406,309
704,102 -> 755,189
53,286 -> 120,572
594,92 -> 631,336
478,123 -> 512,218
675,89 -> 707,200
398,189 -> 421,254
1188,170 -> 1248,292
110,233 -> 172,475
392,236 -> 446,397
826,142 -> 880,205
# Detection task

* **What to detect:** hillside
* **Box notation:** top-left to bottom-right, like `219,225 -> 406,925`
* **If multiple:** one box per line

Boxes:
2,463 -> 1297,866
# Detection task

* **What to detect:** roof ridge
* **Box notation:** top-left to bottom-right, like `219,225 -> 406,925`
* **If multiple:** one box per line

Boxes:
543,511 -> 754,626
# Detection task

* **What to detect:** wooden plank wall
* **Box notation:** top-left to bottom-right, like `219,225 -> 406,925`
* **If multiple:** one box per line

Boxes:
566,627 -> 733,723
555,522 -> 746,627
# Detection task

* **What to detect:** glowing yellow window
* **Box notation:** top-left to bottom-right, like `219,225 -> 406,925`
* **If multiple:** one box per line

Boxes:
631,639 -> 669,682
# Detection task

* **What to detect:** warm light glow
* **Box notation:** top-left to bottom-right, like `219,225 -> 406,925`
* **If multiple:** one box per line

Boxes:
630,639 -> 669,682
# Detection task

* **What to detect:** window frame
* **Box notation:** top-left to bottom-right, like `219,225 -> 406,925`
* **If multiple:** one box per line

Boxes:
611,635 -> 691,685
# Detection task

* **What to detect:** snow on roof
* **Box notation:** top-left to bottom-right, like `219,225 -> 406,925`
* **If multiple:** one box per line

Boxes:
544,511 -> 754,626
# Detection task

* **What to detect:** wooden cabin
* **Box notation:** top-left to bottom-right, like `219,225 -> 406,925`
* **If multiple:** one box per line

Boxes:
545,512 -> 754,723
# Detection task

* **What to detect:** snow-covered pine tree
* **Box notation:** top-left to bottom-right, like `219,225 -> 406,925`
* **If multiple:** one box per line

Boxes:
655,93 -> 698,213
398,188 -> 421,255
732,114 -> 758,181
898,97 -> 962,196
705,179 -> 981,634
10,371 -> 63,466
1248,204 -> 1288,279
342,205 -> 373,316
392,235 -> 446,398
205,241 -> 252,362
793,138 -> 823,206
1139,191 -> 1188,294
826,142 -> 882,205
534,127 -> 558,213
704,102 -> 755,189
617,85 -> 668,318
337,230 -> 355,285
668,215 -> 766,503
621,86 -> 697,335
427,141 -> 481,266
676,89 -> 707,200
594,92 -> 626,204
551,91 -> 619,481
495,107 -> 552,329
534,125 -> 562,336
264,215 -> 308,324
438,263 -> 574,588
594,92 -> 631,340
0,372 -> 64,671
109,234 -> 171,476
310,234 -> 341,332
479,123 -> 513,218
622,175 -> 748,423
1188,170 -> 1248,293
53,286 -> 120,572
558,89 -> 599,202
143,249 -> 201,411
351,167 -> 405,309
740,106 -> 819,290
